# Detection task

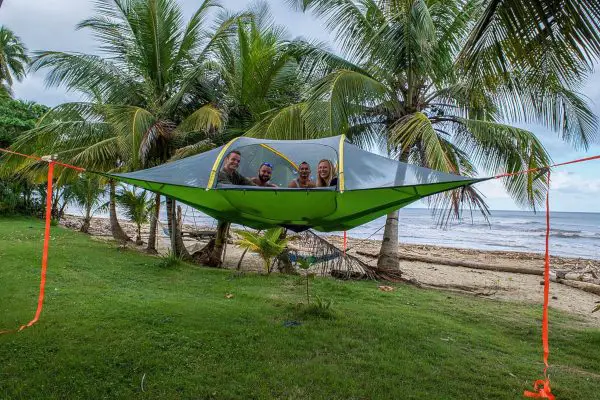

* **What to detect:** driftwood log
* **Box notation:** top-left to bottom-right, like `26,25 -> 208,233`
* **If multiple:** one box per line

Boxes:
423,283 -> 497,296
355,250 -> 543,276
354,250 -> 600,297
543,277 -> 600,297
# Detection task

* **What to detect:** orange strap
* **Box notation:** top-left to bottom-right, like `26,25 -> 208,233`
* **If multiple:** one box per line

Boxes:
0,160 -> 56,335
0,148 -> 85,172
523,171 -> 555,400
495,155 -> 600,178
524,380 -> 555,400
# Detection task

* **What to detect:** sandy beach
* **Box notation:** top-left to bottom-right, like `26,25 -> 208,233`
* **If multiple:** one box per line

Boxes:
60,215 -> 600,326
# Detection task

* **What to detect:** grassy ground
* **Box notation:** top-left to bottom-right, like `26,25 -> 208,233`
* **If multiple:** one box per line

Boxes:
1,217 -> 599,399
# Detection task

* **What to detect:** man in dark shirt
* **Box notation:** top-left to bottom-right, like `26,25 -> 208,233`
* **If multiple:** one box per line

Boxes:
217,150 -> 254,185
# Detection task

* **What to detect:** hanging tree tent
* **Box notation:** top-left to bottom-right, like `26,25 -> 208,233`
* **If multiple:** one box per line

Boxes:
106,135 -> 487,232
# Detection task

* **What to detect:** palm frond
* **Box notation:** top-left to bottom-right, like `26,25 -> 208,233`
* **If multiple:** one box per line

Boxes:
175,104 -> 223,137
307,69 -> 391,134
169,139 -> 215,161
454,118 -> 550,208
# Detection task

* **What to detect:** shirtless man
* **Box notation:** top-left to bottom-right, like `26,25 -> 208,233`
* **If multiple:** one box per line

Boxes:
250,162 -> 278,187
288,161 -> 316,188
217,150 -> 254,185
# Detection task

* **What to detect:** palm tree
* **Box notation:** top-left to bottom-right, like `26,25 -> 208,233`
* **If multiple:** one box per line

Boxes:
237,227 -> 288,274
0,26 -> 29,96
252,0 -> 599,270
115,186 -> 154,245
70,173 -> 108,233
10,0 -> 239,256
192,3 -> 332,267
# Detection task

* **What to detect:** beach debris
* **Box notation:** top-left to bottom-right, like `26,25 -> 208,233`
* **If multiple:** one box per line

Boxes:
378,285 -> 395,292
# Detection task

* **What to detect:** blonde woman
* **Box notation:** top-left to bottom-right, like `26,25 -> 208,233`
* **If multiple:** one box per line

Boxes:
316,159 -> 338,187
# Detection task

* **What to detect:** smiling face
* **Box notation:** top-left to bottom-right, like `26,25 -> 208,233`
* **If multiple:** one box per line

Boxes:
298,162 -> 311,179
224,152 -> 241,173
318,161 -> 330,179
258,164 -> 272,183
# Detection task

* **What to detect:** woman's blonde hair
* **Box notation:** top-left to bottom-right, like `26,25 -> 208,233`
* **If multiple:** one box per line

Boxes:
316,159 -> 336,187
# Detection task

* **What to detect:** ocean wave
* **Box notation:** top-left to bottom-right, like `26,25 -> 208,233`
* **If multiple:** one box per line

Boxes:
541,232 -> 600,240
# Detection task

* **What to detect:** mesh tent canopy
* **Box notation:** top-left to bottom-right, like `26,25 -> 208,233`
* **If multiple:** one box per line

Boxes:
106,135 -> 488,232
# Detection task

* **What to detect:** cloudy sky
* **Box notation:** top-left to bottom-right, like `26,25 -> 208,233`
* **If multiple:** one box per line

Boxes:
2,0 -> 599,212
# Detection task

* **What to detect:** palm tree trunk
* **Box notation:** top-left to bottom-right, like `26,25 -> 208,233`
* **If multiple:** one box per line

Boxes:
377,210 -> 399,270
376,149 -> 407,271
276,229 -> 296,274
208,220 -> 230,267
51,184 -> 59,219
109,180 -> 130,243
165,197 -> 191,260
80,206 -> 92,233
146,193 -> 160,253
136,224 -> 143,245
80,218 -> 91,233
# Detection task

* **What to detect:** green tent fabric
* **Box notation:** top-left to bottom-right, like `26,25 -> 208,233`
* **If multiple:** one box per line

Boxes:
106,135 -> 487,232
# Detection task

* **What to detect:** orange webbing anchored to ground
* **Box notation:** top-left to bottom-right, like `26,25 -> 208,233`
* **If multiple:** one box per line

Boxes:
0,148 -> 84,335
495,156 -> 600,399
522,171 -> 555,400
18,161 -> 55,331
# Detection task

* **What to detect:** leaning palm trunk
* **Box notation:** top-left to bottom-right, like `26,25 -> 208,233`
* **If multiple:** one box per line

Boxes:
210,221 -> 230,267
109,180 -> 130,243
377,210 -> 399,270
377,150 -> 407,270
192,220 -> 230,267
276,229 -> 296,274
165,197 -> 191,260
146,193 -> 160,253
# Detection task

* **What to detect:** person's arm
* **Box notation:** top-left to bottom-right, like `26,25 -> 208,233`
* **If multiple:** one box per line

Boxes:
288,180 -> 298,188
216,170 -> 231,184
242,176 -> 255,186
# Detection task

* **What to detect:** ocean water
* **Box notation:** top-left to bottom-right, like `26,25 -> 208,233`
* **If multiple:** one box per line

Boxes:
74,205 -> 600,260
342,209 -> 600,260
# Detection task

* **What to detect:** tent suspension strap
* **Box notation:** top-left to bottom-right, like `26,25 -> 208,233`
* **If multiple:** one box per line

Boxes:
1,160 -> 57,335
523,170 -> 554,400
0,148 -> 84,335
344,224 -> 387,254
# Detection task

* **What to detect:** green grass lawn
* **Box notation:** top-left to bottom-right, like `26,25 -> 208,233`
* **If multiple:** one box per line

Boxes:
1,217 -> 599,399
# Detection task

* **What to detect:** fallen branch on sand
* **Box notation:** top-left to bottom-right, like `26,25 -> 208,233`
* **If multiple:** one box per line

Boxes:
543,278 -> 600,297
422,283 -> 497,296
355,250 -> 543,276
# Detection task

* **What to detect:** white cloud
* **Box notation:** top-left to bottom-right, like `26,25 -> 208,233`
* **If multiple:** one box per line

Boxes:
551,170 -> 600,194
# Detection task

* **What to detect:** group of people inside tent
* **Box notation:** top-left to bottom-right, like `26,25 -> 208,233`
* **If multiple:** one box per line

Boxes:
217,150 -> 338,188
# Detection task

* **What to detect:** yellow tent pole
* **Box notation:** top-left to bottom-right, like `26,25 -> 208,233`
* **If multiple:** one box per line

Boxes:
338,135 -> 346,193
259,144 -> 299,171
206,137 -> 241,190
